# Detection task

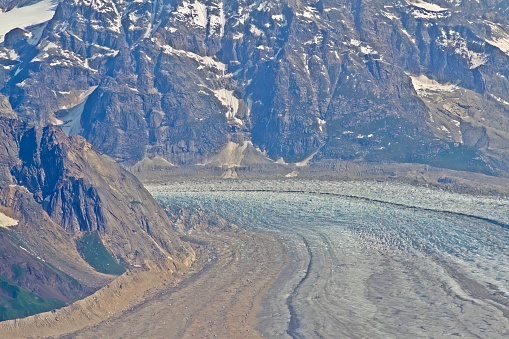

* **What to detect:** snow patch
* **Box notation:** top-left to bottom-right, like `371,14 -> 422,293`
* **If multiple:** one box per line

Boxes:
233,32 -> 244,40
256,1 -> 269,12
350,39 -> 378,55
317,118 -> 326,132
411,10 -> 449,19
57,86 -> 98,135
439,126 -> 450,133
0,47 -> 19,61
78,0 -> 121,33
0,211 -> 18,228
285,171 -> 299,178
213,89 -> 243,125
436,29 -> 487,69
249,25 -> 263,37
400,27 -> 416,44
360,45 -> 378,55
406,0 -> 447,12
302,53 -> 309,73
272,14 -> 284,22
484,22 -> 509,57
235,6 -> 249,26
159,44 -> 226,74
381,11 -> 398,21
175,0 -> 223,31
193,1 -> 207,28
489,94 -> 509,107
295,150 -> 320,167
296,6 -> 320,20
33,41 -> 98,72
209,1 -> 225,37
87,43 -> 119,59
275,158 -> 287,165
350,39 -> 361,47
410,74 -> 458,97
0,0 -> 57,43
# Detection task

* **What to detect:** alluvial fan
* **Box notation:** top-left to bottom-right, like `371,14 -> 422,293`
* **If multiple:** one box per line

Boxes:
151,180 -> 509,338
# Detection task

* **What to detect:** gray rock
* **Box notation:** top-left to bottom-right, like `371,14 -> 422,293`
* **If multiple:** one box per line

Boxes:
0,94 -> 16,119
0,0 -> 508,174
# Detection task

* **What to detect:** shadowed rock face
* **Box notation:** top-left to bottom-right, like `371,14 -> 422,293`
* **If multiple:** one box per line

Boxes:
0,117 -> 194,320
7,121 -> 193,264
0,0 -> 508,173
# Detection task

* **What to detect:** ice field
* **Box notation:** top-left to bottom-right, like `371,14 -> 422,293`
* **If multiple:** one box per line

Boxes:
150,180 -> 509,338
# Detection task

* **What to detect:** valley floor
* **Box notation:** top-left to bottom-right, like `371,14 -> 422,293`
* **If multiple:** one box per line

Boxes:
65,231 -> 286,338
1,179 -> 509,338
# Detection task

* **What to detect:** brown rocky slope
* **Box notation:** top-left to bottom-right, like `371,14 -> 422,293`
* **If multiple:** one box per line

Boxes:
0,117 -> 194,321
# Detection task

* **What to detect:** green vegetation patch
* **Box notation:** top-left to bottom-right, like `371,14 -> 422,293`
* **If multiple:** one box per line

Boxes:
10,264 -> 25,280
76,232 -> 126,275
0,276 -> 65,321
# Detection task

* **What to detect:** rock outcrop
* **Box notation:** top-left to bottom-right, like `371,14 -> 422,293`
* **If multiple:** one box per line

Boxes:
0,117 -> 194,320
0,95 -> 15,119
11,124 -> 193,264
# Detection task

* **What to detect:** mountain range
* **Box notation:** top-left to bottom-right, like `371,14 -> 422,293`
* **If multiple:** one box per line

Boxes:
1,0 -> 508,175
0,0 -> 508,322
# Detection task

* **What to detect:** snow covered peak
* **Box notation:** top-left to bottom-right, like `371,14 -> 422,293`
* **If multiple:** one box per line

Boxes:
1,0 -> 509,172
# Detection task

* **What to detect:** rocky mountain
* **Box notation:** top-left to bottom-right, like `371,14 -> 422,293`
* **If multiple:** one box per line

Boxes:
0,0 -> 508,175
0,116 -> 194,320
0,0 -> 507,324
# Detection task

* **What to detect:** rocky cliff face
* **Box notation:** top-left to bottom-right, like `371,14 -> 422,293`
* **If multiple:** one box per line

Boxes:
7,120 -> 193,264
0,0 -> 508,174
0,94 -> 15,119
0,116 -> 194,320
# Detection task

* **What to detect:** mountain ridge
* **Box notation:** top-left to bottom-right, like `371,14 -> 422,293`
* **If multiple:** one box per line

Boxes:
0,116 -> 194,320
1,0 -> 508,175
